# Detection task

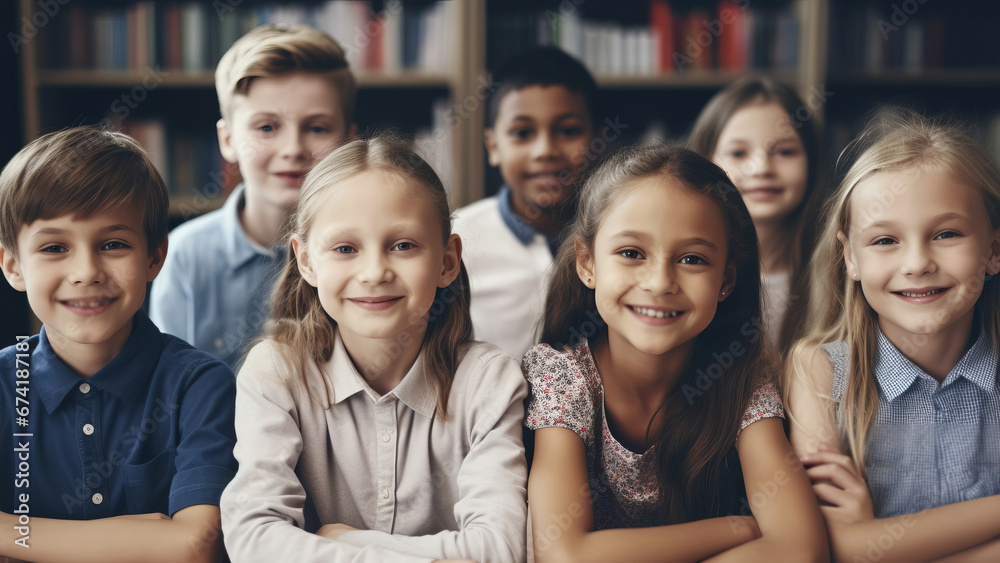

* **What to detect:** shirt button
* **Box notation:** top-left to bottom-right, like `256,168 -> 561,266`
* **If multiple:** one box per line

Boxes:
92,493 -> 103,505
79,383 -> 91,394
381,430 -> 391,443
82,423 -> 95,435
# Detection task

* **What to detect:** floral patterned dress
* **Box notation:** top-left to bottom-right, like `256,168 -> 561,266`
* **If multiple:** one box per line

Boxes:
524,337 -> 784,529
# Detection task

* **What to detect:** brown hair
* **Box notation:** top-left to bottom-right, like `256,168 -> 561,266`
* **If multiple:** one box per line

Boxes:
268,135 -> 472,418
0,126 -> 168,258
689,76 -> 824,353
216,24 -> 356,125
542,144 -> 775,523
793,109 -> 1000,476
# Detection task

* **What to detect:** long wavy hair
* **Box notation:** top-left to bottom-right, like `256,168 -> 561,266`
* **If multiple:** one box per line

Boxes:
790,109 -> 1000,476
689,76 -> 824,353
267,136 -> 473,418
541,144 -> 775,524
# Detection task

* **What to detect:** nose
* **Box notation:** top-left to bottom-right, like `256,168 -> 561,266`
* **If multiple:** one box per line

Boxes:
743,148 -> 774,177
69,250 -> 105,286
356,251 -> 393,285
638,262 -> 679,295
900,242 -> 936,276
279,127 -> 308,161
531,131 -> 560,161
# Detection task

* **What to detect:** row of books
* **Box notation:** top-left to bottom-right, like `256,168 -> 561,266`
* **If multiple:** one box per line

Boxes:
487,1 -> 800,75
43,1 -> 455,74
828,4 -> 1000,72
111,119 -> 234,205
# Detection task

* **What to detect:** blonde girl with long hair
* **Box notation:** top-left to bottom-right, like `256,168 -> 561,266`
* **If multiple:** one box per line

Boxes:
525,144 -> 828,563
221,136 -> 528,563
786,110 -> 1000,562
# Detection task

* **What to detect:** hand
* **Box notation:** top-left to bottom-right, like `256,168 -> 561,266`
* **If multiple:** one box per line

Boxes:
801,443 -> 874,525
316,523 -> 359,540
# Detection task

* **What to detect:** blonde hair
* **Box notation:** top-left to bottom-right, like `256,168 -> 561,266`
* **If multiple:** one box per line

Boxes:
0,126 -> 168,258
267,136 -> 472,418
793,109 -> 1000,475
215,24 -> 356,125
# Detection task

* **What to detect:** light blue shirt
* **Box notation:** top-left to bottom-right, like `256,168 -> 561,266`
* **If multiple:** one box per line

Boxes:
150,185 -> 287,369
823,325 -> 1000,518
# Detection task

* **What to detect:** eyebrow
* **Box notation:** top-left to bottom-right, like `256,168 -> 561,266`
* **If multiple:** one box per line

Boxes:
510,112 -> 585,123
610,231 -> 719,251
855,213 -> 970,232
30,224 -> 139,239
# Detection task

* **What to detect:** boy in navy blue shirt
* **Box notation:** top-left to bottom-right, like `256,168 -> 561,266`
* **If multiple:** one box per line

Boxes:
0,127 -> 236,562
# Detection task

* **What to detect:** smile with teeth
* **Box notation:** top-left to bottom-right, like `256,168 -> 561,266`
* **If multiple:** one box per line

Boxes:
630,306 -> 681,318
63,297 -> 115,308
896,289 -> 946,298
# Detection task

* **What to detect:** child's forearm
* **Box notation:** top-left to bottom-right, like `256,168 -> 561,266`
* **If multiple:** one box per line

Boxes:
828,495 -> 1000,563
0,505 -> 222,563
535,515 -> 758,563
933,538 -> 1000,563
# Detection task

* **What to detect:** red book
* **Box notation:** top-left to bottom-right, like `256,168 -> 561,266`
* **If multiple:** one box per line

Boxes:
650,1 -> 674,73
925,15 -> 945,69
66,5 -> 91,69
163,4 -> 182,70
685,9 -> 713,70
367,16 -> 384,72
717,1 -> 746,70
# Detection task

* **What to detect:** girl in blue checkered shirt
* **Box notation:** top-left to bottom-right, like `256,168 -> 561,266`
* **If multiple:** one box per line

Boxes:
786,109 -> 1000,562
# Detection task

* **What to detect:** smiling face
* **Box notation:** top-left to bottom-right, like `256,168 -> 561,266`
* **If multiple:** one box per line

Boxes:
0,210 -> 165,370
485,85 -> 594,215
712,101 -> 808,226
292,170 -> 461,349
218,71 -> 352,213
578,176 -> 734,359
842,166 -> 1000,346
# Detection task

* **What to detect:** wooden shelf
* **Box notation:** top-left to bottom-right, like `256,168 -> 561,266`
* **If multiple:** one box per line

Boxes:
828,69 -> 1000,87
37,70 -> 454,89
595,70 -> 800,89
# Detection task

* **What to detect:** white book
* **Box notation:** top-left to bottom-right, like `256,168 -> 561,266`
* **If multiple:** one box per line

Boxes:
181,3 -> 206,71
383,0 -> 403,73
561,9 -> 583,59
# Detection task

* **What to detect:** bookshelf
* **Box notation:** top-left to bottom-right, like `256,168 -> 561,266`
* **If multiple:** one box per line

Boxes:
16,0 -> 1000,210
18,0 -> 479,214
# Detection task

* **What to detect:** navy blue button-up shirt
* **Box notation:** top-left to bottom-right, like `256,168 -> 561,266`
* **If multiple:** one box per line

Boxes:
2,311 -> 237,519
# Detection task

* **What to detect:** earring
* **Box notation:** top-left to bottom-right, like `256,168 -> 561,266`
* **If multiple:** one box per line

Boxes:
721,290 -> 726,296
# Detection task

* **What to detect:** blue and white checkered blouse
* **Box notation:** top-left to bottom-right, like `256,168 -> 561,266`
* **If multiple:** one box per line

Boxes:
822,327 -> 1000,518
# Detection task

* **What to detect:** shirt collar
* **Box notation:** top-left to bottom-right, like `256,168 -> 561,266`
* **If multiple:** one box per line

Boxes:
327,328 -> 438,419
221,184 -> 286,270
497,185 -> 560,256
33,311 -> 164,414
875,325 -> 998,401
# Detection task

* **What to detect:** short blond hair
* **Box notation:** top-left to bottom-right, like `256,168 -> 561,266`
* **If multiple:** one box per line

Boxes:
215,24 -> 356,125
0,127 -> 168,259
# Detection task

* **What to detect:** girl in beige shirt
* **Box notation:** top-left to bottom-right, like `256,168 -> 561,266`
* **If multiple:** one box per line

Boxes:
221,137 -> 528,563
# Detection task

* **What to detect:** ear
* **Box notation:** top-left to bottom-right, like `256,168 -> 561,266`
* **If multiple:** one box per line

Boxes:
292,235 -> 318,287
987,226 -> 1000,276
719,262 -> 737,302
838,231 -> 859,281
0,246 -> 25,292
484,128 -> 501,167
145,237 -> 169,282
438,234 -> 462,288
575,239 -> 595,288
217,118 -> 239,164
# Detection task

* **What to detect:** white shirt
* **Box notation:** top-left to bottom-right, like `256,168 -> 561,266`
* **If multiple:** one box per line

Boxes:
221,331 -> 529,562
453,194 -> 554,361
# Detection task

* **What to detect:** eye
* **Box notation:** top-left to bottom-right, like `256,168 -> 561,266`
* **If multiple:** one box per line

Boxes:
257,123 -> 276,134
679,255 -> 708,265
392,242 -> 415,252
40,244 -> 66,253
728,150 -> 747,159
779,148 -> 801,157
934,230 -> 960,240
872,237 -> 896,246
309,125 -> 329,134
101,241 -> 130,251
333,245 -> 356,254
618,249 -> 644,260
559,125 -> 584,137
509,128 -> 533,141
